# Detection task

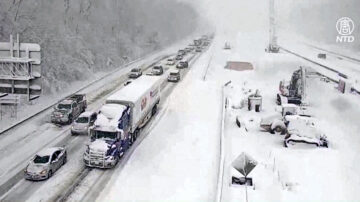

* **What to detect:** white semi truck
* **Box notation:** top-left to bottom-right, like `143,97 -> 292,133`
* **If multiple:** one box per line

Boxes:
84,74 -> 165,168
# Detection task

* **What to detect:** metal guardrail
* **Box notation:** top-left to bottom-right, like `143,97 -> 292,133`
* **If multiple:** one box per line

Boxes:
215,81 -> 231,202
279,46 -> 360,95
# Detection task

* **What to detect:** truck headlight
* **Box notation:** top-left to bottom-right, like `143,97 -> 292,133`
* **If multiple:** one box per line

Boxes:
105,156 -> 114,161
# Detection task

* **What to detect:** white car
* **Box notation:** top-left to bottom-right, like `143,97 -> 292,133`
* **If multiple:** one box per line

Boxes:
166,58 -> 175,66
24,147 -> 67,180
168,70 -> 180,82
71,111 -> 97,135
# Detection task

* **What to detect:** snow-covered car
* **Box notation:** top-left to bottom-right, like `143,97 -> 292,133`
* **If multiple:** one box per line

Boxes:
71,111 -> 97,135
128,68 -> 142,78
284,115 -> 328,148
176,61 -> 188,69
195,46 -> 202,52
151,65 -> 164,75
166,58 -> 175,66
168,70 -> 180,82
24,147 -> 67,180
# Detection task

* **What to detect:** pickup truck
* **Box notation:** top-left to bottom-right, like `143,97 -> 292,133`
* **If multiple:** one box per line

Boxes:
51,94 -> 87,124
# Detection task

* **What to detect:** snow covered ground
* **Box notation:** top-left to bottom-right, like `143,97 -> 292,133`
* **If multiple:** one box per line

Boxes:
98,16 -> 360,202
98,40 -> 221,202
278,33 -> 360,92
216,31 -> 360,202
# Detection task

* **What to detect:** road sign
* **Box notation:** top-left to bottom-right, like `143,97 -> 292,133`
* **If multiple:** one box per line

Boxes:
232,152 -> 257,177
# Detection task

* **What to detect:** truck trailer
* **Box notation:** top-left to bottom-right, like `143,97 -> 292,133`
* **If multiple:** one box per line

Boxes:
83,75 -> 165,168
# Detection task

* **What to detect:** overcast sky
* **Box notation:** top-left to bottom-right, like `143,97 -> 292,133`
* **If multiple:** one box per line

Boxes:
183,0 -> 359,49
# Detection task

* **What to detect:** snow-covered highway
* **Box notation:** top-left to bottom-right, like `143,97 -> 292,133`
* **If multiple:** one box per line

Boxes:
0,40 -> 208,201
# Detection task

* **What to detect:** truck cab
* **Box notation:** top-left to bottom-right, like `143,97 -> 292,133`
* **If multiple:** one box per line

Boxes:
84,104 -> 131,168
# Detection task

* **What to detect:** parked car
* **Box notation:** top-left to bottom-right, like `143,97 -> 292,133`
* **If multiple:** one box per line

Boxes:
166,58 -> 175,66
168,70 -> 180,82
51,94 -> 87,125
151,65 -> 164,75
128,68 -> 142,78
71,111 -> 97,135
196,46 -> 202,52
24,147 -> 67,180
175,55 -> 183,60
176,61 -> 188,69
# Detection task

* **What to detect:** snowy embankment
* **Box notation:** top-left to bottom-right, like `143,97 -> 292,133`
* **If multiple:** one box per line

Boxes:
98,40 -> 221,201
214,32 -> 360,201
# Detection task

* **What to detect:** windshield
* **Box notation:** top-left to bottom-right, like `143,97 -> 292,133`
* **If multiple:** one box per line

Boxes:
170,72 -> 178,76
76,117 -> 89,123
33,155 -> 50,164
95,131 -> 117,140
131,69 -> 139,72
57,104 -> 71,110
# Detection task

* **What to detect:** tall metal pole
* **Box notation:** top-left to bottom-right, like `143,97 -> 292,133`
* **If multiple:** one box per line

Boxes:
268,0 -> 279,52
245,183 -> 248,202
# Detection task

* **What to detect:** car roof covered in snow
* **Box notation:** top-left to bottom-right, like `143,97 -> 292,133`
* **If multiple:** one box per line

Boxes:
37,147 -> 64,156
79,111 -> 95,117
106,75 -> 163,104
170,69 -> 180,74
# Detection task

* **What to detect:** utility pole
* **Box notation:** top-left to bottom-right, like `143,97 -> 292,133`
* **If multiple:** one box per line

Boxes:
267,0 -> 279,53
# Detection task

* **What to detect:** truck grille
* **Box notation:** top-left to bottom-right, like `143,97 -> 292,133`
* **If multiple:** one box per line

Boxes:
89,150 -> 105,166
